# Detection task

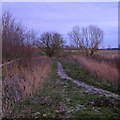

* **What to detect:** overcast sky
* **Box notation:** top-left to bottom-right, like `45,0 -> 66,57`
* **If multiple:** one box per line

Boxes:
2,2 -> 118,48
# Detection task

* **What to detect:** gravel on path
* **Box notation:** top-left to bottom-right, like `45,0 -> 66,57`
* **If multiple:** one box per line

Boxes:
57,62 -> 120,100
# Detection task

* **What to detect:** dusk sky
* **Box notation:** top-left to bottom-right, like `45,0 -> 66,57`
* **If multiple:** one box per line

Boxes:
2,2 -> 118,48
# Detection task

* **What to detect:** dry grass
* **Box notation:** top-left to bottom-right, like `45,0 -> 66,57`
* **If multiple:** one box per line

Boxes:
95,50 -> 119,59
66,54 -> 119,84
2,56 -> 51,117
96,50 -> 119,55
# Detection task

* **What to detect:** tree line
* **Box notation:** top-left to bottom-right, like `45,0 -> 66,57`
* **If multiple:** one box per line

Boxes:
2,12 -> 104,59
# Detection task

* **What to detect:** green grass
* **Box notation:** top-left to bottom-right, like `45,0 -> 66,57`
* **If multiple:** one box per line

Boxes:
8,60 -> 120,119
60,60 -> 118,94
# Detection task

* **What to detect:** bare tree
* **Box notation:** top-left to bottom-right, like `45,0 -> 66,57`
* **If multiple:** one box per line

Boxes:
2,11 -> 35,61
68,25 -> 104,55
35,32 -> 65,57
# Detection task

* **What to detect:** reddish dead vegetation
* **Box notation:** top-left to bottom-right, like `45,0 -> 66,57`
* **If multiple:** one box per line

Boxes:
2,11 -> 37,63
64,54 -> 119,84
2,56 -> 51,117
2,12 -> 52,117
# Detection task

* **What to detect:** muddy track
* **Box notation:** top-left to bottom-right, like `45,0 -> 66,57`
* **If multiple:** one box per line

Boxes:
57,62 -> 120,100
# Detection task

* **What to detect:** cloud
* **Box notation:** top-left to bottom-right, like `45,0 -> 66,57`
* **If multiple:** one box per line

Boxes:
2,2 -> 118,47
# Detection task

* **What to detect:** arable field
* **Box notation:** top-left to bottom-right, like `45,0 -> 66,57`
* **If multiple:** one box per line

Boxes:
2,50 -> 120,119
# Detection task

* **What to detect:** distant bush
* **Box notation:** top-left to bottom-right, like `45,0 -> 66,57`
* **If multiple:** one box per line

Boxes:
41,51 -> 47,56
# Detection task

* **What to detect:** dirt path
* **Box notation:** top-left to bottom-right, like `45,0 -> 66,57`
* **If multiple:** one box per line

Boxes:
57,62 -> 120,100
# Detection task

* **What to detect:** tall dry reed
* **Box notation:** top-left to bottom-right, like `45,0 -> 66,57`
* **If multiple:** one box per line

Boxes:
2,56 -> 51,117
66,54 -> 119,84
